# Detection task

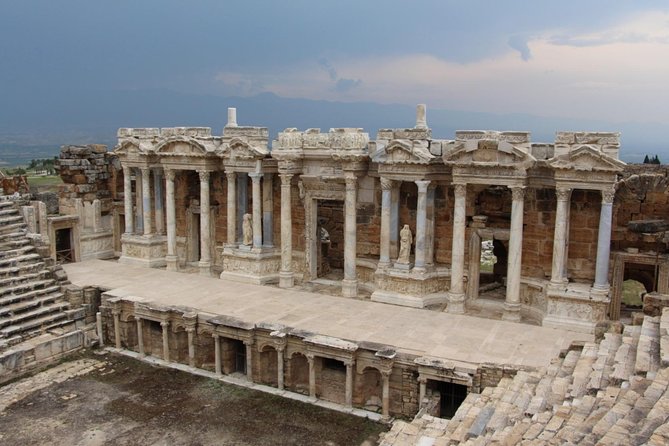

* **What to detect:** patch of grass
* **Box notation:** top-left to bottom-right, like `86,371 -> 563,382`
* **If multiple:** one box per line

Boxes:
622,280 -> 646,307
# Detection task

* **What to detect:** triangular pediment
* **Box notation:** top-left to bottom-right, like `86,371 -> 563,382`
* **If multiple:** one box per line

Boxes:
443,139 -> 535,167
549,145 -> 625,172
113,140 -> 141,155
155,136 -> 207,155
372,139 -> 435,164
221,137 -> 269,160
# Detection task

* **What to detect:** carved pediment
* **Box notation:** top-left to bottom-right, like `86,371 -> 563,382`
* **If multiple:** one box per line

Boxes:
113,140 -> 141,155
372,139 -> 435,164
549,145 -> 625,172
221,137 -> 269,160
155,136 -> 207,156
443,139 -> 535,168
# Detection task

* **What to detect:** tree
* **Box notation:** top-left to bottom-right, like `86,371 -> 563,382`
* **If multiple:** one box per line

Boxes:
644,155 -> 650,164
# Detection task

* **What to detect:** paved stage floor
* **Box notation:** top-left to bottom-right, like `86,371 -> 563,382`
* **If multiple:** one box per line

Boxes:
64,260 -> 592,369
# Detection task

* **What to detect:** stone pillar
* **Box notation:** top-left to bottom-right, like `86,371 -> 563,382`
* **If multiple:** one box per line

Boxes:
414,180 -> 430,271
250,173 -> 263,250
418,376 -> 427,409
448,183 -> 467,313
198,170 -> 211,276
213,334 -> 221,375
96,312 -> 104,347
378,178 -> 393,268
594,187 -> 615,291
262,173 -> 274,248
390,184 -> 400,259
345,360 -> 354,407
112,310 -> 121,349
186,327 -> 195,367
141,168 -> 152,236
307,354 -> 316,398
136,318 -> 144,355
244,340 -> 253,381
381,371 -> 391,420
277,347 -> 285,390
237,173 -> 248,242
550,187 -> 572,285
135,168 -> 143,234
153,169 -> 164,234
123,167 -> 134,234
426,184 -> 436,265
279,174 -> 294,288
226,172 -> 237,246
503,186 -> 525,322
342,176 -> 358,297
160,320 -> 170,361
165,169 -> 178,271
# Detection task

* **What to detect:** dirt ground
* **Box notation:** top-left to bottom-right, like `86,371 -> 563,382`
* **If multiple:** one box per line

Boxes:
0,351 -> 387,446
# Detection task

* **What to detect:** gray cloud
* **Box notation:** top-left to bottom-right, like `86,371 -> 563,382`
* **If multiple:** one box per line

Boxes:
319,58 -> 362,93
508,35 -> 532,61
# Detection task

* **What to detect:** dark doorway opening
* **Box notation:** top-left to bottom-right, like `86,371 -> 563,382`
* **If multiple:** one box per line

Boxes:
55,228 -> 74,263
429,380 -> 468,419
232,339 -> 246,374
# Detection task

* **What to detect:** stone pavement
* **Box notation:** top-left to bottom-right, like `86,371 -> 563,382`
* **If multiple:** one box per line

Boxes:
64,260 -> 591,369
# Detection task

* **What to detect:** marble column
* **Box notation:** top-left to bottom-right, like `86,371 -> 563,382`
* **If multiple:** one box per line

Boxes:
447,183 -> 467,313
550,187 -> 572,285
198,170 -> 211,276
418,375 -> 427,409
250,173 -> 263,250
381,371 -> 391,420
345,360 -> 354,407
594,187 -> 615,291
226,172 -> 237,246
237,174 -> 248,242
307,354 -> 316,398
426,184 -> 436,265
153,169 -> 164,235
244,340 -> 253,381
279,174 -> 294,288
96,312 -> 104,347
186,327 -> 195,367
122,167 -> 134,235
277,347 -> 285,390
390,184 -> 400,259
343,176 -> 358,297
136,318 -> 144,355
213,334 -> 221,375
503,186 -> 525,322
414,180 -> 430,271
165,169 -> 178,271
112,309 -> 121,349
262,173 -> 274,248
135,168 -> 144,234
141,168 -> 152,236
161,320 -> 170,361
378,178 -> 393,268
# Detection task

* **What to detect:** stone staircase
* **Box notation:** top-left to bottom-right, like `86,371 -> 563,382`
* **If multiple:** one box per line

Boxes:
0,199 -> 80,350
381,309 -> 669,446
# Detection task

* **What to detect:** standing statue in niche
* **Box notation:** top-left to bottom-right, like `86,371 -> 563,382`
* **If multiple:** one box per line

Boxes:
242,213 -> 253,246
397,224 -> 413,264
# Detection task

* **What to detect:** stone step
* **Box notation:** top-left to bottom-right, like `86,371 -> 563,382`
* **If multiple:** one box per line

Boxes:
660,308 -> 669,367
0,269 -> 51,289
0,261 -> 46,279
0,244 -> 35,259
570,343 -> 599,399
0,284 -> 61,307
629,370 -> 669,444
0,200 -> 16,208
636,316 -> 661,377
0,278 -> 56,298
0,223 -> 28,236
0,301 -> 70,330
0,291 -> 63,317
0,208 -> 19,217
0,230 -> 28,242
0,308 -> 69,338
0,237 -> 31,251
588,333 -> 622,392
0,252 -> 42,268
612,325 -> 642,382
0,214 -> 24,226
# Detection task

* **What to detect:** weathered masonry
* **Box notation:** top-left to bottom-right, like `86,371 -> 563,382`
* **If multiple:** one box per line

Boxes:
54,105 -> 669,334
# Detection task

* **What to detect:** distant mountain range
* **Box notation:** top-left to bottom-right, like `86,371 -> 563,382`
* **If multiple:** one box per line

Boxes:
0,89 -> 665,166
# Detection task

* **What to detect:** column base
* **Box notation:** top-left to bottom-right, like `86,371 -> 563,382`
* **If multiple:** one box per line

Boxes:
502,302 -> 521,322
342,279 -> 358,298
591,284 -> 610,299
279,271 -> 294,288
198,261 -> 212,277
165,255 -> 178,272
446,292 -> 465,314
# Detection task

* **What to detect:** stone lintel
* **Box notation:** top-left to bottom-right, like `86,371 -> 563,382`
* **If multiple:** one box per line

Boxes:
304,335 -> 358,352
208,315 -> 256,331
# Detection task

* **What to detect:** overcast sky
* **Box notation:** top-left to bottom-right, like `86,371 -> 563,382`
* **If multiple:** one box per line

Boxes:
2,0 -> 668,125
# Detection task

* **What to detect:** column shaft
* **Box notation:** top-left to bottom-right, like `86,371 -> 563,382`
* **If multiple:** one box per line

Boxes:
414,180 -> 430,271
382,373 -> 390,420
113,311 -> 121,349
187,328 -> 195,367
342,176 -> 358,297
135,169 -> 143,234
141,168 -> 152,236
165,170 -> 178,271
136,318 -> 144,355
161,321 -> 170,361
123,167 -> 134,234
419,377 -> 427,409
551,187 -> 571,285
226,172 -> 237,246
379,178 -> 392,267
262,173 -> 274,247
198,171 -> 211,276
390,185 -> 400,259
448,183 -> 467,313
308,356 -> 316,398
279,174 -> 294,288
154,169 -> 164,234
250,173 -> 263,249
214,334 -> 221,375
503,186 -> 525,321
277,349 -> 285,390
345,362 -> 353,407
594,188 -> 615,290
245,342 -> 253,380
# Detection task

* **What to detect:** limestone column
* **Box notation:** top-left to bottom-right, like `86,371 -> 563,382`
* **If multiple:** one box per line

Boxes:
112,309 -> 121,349
503,186 -> 525,322
237,173 -> 248,241
141,168 -> 152,236
154,169 -> 164,235
279,174 -> 294,288
381,370 -> 391,420
342,175 -> 358,297
390,184 -> 400,259
250,173 -> 263,250
244,340 -> 253,381
160,320 -> 170,361
426,184 -> 436,265
213,334 -> 221,375
594,187 -> 615,291
226,171 -> 237,246
135,168 -> 143,234
262,173 -> 274,248
136,318 -> 144,355
550,187 -> 572,285
123,166 -> 134,235
414,180 -> 430,271
418,375 -> 427,409
345,360 -> 354,407
165,169 -> 178,271
277,347 -> 285,390
447,183 -> 467,313
307,354 -> 316,398
378,178 -> 393,268
198,170 -> 211,276
186,327 -> 195,367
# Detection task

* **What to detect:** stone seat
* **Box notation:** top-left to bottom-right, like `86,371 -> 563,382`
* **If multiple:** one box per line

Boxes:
0,284 -> 60,307
636,315 -> 661,377
0,300 -> 69,329
0,261 -> 46,279
0,244 -> 35,259
0,237 -> 31,251
0,214 -> 25,225
0,290 -> 64,317
0,269 -> 51,288
661,308 -> 669,367
0,278 -> 56,297
0,310 -> 70,338
0,230 -> 28,242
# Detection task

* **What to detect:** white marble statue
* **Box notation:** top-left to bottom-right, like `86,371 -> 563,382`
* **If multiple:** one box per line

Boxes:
397,224 -> 412,264
242,213 -> 253,246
